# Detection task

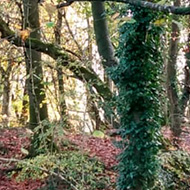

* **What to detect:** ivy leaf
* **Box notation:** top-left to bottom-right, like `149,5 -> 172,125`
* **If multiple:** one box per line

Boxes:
125,18 -> 136,24
119,17 -> 136,25
46,22 -> 55,28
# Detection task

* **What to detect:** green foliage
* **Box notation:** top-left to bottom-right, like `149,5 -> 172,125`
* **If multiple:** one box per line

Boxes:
46,22 -> 55,28
157,150 -> 190,190
109,5 -> 164,190
16,151 -> 110,190
29,120 -> 66,156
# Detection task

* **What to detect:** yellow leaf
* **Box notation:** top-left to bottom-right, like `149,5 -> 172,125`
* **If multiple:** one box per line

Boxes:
19,29 -> 31,41
154,18 -> 165,26
14,24 -> 21,30
112,12 -> 120,20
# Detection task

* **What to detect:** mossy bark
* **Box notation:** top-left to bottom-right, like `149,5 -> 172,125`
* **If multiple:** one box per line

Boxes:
23,0 -> 48,129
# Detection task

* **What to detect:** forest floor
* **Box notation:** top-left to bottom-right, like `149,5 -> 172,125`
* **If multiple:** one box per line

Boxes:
0,126 -> 190,190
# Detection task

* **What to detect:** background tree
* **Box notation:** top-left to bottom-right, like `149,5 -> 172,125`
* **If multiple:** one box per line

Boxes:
0,59 -> 13,126
166,0 -> 190,137
54,8 -> 67,123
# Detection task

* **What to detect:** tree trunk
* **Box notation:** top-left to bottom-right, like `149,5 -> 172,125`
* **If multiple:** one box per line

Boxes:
54,9 -> 67,121
91,2 -> 118,128
180,16 -> 190,117
114,6 -> 162,189
22,0 -> 48,130
91,2 -> 117,69
23,0 -> 50,156
20,81 -> 28,125
166,0 -> 182,137
1,61 -> 12,126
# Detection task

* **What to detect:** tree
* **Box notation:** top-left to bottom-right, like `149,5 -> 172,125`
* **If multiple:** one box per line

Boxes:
22,0 -> 50,156
0,59 -> 12,126
166,1 -> 190,138
109,5 -> 163,189
91,2 -> 119,128
22,0 -> 48,129
91,2 -> 117,69
54,8 -> 67,122
166,0 -> 182,137
0,18 -> 113,113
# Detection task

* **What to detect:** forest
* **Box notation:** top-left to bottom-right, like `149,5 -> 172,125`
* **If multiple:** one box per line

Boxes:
0,0 -> 190,189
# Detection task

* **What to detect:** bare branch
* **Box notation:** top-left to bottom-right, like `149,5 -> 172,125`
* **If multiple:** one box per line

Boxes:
56,0 -> 74,8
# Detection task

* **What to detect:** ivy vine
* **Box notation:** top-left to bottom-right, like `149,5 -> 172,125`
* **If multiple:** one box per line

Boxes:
109,5 -> 164,190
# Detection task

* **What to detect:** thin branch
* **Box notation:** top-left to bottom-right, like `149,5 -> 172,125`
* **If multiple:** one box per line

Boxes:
62,46 -> 82,60
56,0 -> 74,8
56,0 -> 190,15
45,63 -> 76,78
63,9 -> 83,55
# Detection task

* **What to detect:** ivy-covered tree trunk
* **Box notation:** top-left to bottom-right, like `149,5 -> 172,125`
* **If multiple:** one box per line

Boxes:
110,6 -> 163,190
23,0 -> 48,129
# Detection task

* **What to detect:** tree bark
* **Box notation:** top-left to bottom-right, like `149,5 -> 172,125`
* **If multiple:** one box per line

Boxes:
54,9 -> 67,121
1,61 -> 12,126
91,2 -> 117,69
166,0 -> 187,137
91,2 -> 119,128
180,16 -> 190,115
22,0 -> 51,157
22,0 -> 48,129
20,81 -> 28,125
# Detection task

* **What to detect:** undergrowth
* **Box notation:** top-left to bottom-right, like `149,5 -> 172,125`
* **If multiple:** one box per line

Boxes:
14,150 -> 113,190
157,150 -> 190,190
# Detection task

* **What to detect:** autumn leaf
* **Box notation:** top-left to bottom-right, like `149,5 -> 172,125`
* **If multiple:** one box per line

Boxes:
19,29 -> 31,41
154,18 -> 166,26
112,12 -> 120,20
